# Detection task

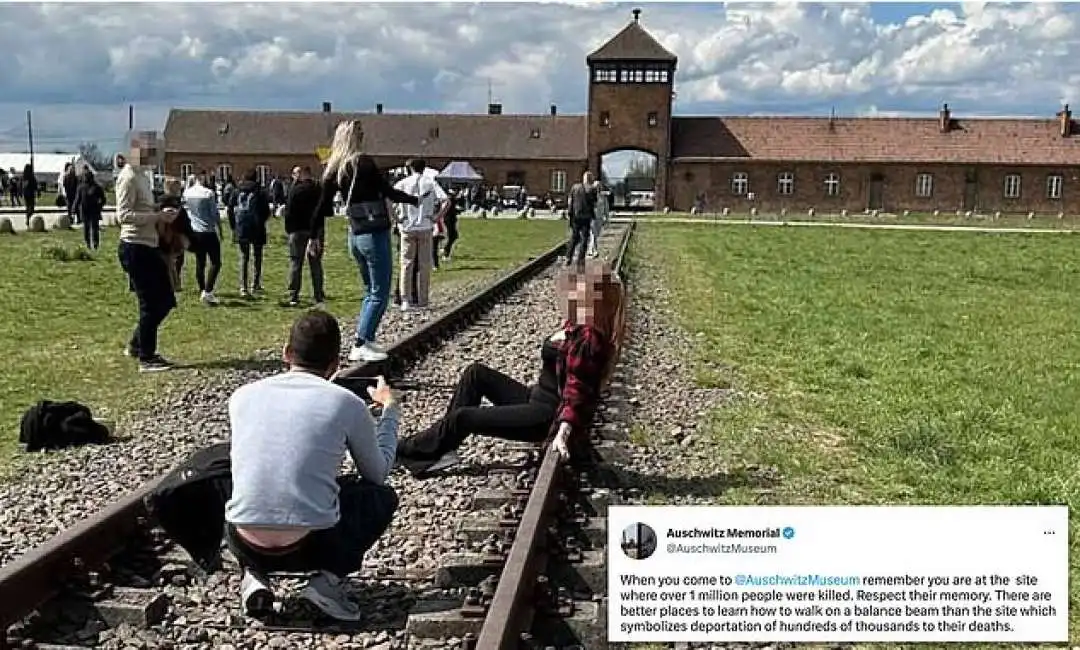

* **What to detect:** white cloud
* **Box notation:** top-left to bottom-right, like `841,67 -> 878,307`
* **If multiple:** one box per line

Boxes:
0,2 -> 1077,152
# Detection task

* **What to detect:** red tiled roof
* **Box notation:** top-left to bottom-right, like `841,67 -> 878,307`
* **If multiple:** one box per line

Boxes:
671,116 -> 1080,166
164,109 -> 587,160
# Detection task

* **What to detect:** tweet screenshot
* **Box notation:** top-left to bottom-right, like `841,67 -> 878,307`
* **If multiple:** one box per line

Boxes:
609,505 -> 1068,643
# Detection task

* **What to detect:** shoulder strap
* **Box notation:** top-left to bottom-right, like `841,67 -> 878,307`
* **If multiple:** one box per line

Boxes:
345,156 -> 358,206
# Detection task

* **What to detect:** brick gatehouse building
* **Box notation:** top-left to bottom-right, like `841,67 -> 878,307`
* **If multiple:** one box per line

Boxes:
162,10 -> 1080,215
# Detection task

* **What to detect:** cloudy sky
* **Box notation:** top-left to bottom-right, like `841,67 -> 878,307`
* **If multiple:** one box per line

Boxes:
0,2 -> 1075,154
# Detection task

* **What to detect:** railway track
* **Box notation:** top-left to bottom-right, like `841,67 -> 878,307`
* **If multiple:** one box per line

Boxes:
1,222 -> 634,650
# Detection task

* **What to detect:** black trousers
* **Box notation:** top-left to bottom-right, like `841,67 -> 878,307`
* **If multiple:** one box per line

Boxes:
225,476 -> 399,579
238,240 -> 264,291
82,218 -> 100,249
566,218 -> 592,266
118,242 -> 176,360
444,221 -> 459,257
190,231 -> 222,292
397,362 -> 558,466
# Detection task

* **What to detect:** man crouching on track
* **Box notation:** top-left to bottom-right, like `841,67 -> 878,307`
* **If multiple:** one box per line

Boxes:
223,310 -> 401,621
396,259 -> 624,477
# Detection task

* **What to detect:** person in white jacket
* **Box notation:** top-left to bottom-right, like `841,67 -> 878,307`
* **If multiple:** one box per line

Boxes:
393,159 -> 446,311
114,152 -> 180,372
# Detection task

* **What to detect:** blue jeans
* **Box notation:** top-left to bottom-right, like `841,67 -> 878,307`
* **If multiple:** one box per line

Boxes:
348,230 -> 392,345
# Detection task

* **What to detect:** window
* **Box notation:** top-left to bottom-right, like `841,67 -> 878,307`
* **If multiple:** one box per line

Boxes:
647,112 -> 658,127
731,172 -> 748,196
824,173 -> 840,197
915,173 -> 933,198
216,164 -> 232,182
256,165 -> 272,187
1004,174 -> 1021,198
619,67 -> 645,83
179,163 -> 194,181
644,67 -> 670,83
599,111 -> 610,127
593,67 -> 617,83
777,172 -> 794,196
530,128 -> 541,139
551,170 -> 567,193
1047,174 -> 1063,200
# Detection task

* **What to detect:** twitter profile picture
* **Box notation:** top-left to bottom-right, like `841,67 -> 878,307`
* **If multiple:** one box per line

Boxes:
621,522 -> 658,560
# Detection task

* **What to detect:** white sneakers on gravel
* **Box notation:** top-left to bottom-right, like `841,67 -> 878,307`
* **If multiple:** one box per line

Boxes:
301,571 -> 363,621
347,341 -> 388,362
240,569 -> 275,617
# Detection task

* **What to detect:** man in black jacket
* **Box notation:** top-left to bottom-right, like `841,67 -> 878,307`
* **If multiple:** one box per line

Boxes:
284,166 -> 326,308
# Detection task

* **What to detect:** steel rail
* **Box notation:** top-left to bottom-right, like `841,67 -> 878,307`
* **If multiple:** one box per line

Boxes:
0,236 -> 570,642
475,221 -> 634,650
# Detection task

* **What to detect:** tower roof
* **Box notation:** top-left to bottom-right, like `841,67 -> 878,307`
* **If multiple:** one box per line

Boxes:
586,10 -> 677,64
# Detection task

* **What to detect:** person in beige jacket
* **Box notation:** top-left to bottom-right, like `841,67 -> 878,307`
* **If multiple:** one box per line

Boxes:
114,152 -> 179,372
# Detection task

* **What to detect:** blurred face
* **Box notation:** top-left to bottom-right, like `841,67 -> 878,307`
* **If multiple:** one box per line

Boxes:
561,269 -> 609,326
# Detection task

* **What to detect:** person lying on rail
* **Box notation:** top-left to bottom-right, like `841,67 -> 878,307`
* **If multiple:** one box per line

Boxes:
223,310 -> 401,621
396,259 -> 624,477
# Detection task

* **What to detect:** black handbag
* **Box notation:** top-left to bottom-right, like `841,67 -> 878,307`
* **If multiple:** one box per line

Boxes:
342,160 -> 390,234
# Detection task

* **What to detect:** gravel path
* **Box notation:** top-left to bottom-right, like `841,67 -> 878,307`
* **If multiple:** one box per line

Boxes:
0,272 -> 500,569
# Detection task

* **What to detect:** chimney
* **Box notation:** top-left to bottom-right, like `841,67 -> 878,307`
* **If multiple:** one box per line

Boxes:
939,103 -> 951,133
550,104 -> 557,116
488,103 -> 502,115
1059,104 -> 1072,137
376,103 -> 384,114
322,101 -> 331,113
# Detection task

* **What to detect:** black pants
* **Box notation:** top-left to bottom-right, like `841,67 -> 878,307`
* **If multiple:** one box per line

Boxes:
287,231 -> 325,302
238,240 -> 263,291
118,241 -> 176,360
566,218 -> 592,266
82,218 -> 100,249
397,362 -> 558,467
24,197 -> 35,226
225,477 -> 398,579
432,235 -> 443,269
190,231 -> 221,293
444,221 -> 459,258
226,208 -> 237,241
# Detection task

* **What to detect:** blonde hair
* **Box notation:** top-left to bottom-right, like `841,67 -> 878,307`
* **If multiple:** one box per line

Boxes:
560,260 -> 626,388
323,120 -> 365,187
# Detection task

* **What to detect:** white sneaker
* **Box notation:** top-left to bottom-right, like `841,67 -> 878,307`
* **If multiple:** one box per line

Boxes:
240,569 -> 275,617
300,571 -> 362,621
314,301 -> 326,310
200,291 -> 219,305
347,342 -> 388,363
401,302 -> 412,313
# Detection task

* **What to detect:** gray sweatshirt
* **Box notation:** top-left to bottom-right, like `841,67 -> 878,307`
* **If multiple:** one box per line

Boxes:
224,371 -> 399,530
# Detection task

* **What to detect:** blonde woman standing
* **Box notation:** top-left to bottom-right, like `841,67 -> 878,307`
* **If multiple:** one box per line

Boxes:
310,120 -> 418,363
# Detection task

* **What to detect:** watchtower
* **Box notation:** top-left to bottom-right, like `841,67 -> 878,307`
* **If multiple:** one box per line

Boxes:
586,8 -> 677,209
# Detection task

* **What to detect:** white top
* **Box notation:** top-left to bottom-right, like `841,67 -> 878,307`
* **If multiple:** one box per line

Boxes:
394,172 -> 448,233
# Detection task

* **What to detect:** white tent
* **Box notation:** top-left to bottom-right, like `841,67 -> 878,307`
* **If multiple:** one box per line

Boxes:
0,152 -> 98,187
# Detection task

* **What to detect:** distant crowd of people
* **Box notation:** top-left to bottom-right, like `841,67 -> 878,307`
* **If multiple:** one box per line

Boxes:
110,120 -> 469,372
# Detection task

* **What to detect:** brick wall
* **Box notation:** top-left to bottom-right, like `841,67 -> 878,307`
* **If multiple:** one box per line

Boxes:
164,153 -> 585,197
668,161 -> 1080,215
587,80 -> 672,206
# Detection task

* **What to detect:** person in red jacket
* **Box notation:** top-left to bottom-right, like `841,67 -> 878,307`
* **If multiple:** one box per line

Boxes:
396,260 -> 625,477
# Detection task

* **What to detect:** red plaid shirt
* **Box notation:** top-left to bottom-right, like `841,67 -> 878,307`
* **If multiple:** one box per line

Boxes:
555,320 -> 610,436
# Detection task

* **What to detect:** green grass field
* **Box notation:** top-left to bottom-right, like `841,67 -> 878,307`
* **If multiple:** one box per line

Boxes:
634,210 -> 1080,230
0,217 -> 565,469
633,224 -> 1080,647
